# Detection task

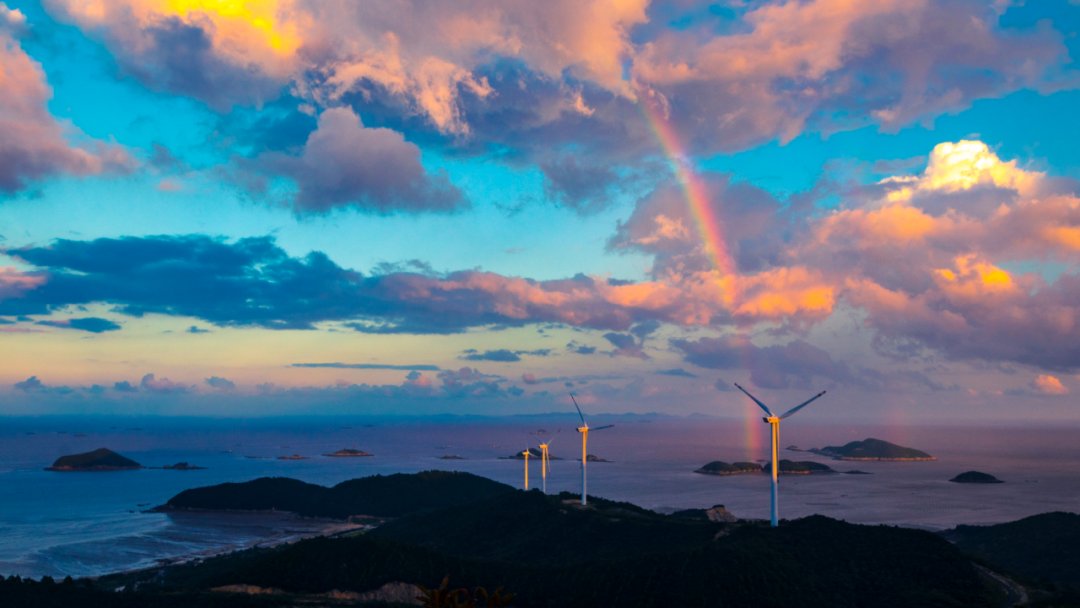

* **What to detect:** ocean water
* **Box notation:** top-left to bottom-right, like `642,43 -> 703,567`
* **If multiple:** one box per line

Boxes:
1,416 -> 1078,579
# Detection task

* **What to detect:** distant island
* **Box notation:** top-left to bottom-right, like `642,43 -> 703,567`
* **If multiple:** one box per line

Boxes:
503,448 -> 563,460
276,454 -> 308,460
950,471 -> 1003,484
764,460 -> 835,475
696,460 -> 835,475
439,454 -> 465,460
323,448 -> 373,458
45,448 -> 142,471
158,462 -> 206,470
810,438 -> 935,461
156,471 -> 514,519
695,461 -> 761,475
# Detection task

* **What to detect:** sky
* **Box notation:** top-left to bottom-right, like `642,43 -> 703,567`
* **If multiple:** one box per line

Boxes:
1,0 -> 1079,421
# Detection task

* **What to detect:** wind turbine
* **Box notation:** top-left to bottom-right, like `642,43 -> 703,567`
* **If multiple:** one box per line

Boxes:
536,434 -> 557,494
734,383 -> 826,528
570,393 -> 613,506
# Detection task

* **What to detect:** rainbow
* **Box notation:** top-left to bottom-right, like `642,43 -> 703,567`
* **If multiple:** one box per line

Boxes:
638,94 -> 761,458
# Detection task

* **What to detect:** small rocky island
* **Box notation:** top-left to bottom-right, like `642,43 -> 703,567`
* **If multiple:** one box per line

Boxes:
950,471 -> 1004,484
504,448 -> 563,460
277,454 -> 308,461
438,454 -> 465,460
324,448 -> 374,458
811,438 -> 935,461
158,462 -> 206,470
696,460 -> 835,475
764,460 -> 836,475
695,461 -> 762,476
46,448 -> 142,471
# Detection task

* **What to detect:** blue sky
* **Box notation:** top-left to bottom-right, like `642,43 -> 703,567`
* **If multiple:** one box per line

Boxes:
2,0 -> 1079,420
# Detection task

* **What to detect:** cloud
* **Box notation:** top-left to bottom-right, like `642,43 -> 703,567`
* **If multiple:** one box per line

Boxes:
241,106 -> 465,214
140,373 -> 189,394
113,380 -> 137,393
36,316 -> 121,333
205,376 -> 236,390
1032,374 -> 1069,396
187,325 -> 211,334
634,0 -> 1071,151
14,375 -> 43,391
2,234 -> 768,332
0,6 -> 133,193
460,348 -> 550,362
291,362 -> 440,371
671,335 -> 856,390
656,368 -> 697,378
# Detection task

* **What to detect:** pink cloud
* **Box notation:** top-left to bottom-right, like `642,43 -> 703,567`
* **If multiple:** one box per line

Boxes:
0,8 -> 133,192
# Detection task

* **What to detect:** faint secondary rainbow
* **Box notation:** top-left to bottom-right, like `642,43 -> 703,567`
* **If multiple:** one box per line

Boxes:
638,94 -> 760,458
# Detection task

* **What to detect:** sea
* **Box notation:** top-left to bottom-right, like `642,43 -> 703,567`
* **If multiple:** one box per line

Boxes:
1,415 -> 1078,579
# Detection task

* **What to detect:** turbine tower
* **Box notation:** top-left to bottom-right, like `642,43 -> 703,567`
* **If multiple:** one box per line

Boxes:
570,393 -> 613,506
522,448 -> 531,490
734,383 -> 826,528
537,437 -> 554,494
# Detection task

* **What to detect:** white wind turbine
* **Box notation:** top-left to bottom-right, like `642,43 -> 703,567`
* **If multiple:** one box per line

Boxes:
734,383 -> 826,528
534,433 -> 557,494
570,393 -> 613,506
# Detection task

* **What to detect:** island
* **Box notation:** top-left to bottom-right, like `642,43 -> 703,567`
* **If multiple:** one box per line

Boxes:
276,454 -> 308,460
764,459 -> 836,475
503,448 -> 562,460
810,438 -> 935,461
585,454 -> 610,462
158,462 -> 206,470
323,448 -> 374,458
45,448 -> 142,471
695,461 -> 762,475
949,471 -> 1003,484
439,454 -> 465,460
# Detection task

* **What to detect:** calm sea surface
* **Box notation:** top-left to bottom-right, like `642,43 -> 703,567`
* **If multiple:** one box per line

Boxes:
1,416 -> 1078,578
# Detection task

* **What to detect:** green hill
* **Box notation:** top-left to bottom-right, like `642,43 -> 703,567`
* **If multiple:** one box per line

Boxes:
944,512 -> 1080,591
159,470 -> 514,519
115,486 -> 1001,607
695,461 -> 761,475
763,460 -> 835,474
812,438 -> 935,461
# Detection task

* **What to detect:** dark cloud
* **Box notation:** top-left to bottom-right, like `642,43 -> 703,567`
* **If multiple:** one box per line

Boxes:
115,17 -> 284,111
291,362 -> 440,371
3,234 -> 686,333
566,341 -> 597,355
113,380 -> 137,393
205,376 -> 236,390
14,376 -> 44,391
242,107 -> 466,215
656,368 -> 697,378
36,316 -> 121,333
460,348 -> 551,362
140,373 -> 189,394
672,336 -> 853,390
187,325 -> 211,334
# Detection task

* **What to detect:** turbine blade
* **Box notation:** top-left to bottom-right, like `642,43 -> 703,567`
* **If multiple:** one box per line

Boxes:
780,390 -> 827,419
734,383 -> 774,417
569,393 -> 586,424
591,424 -> 614,431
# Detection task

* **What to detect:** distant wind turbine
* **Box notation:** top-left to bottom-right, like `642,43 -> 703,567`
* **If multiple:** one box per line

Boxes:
734,383 -> 826,528
570,393 -> 613,506
522,448 -> 531,490
537,435 -> 556,494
